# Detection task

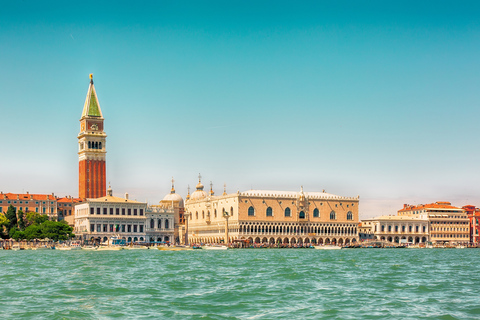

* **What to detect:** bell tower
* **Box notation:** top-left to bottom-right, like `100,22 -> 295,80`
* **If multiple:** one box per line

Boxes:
78,74 -> 107,199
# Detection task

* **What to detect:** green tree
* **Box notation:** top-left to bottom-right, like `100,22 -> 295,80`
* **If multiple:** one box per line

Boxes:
25,212 -> 48,227
5,205 -> 17,231
17,210 -> 25,230
40,221 -> 74,241
11,230 -> 25,241
23,224 -> 42,240
0,214 -> 10,239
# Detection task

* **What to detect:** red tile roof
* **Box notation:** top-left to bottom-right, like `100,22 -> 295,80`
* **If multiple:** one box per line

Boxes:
0,192 -> 56,201
399,202 -> 459,212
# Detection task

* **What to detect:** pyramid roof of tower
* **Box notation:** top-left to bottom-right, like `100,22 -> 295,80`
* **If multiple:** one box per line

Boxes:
81,79 -> 103,118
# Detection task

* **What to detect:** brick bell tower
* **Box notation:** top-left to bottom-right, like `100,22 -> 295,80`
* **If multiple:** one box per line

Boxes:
78,74 -> 107,199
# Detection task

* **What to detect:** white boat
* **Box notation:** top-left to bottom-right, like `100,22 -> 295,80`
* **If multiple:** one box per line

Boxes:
96,246 -> 124,251
82,246 -> 98,251
314,245 -> 341,250
201,245 -> 229,250
56,246 -> 72,251
12,244 -> 21,251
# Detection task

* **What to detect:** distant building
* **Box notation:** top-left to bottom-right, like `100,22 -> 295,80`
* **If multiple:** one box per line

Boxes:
145,206 -> 175,243
57,196 -> 83,226
361,215 -> 429,244
78,74 -> 107,199
0,192 -> 57,220
462,205 -> 480,244
358,221 -> 374,241
399,202 -> 469,244
183,176 -> 359,246
149,179 -> 184,243
74,187 -> 147,243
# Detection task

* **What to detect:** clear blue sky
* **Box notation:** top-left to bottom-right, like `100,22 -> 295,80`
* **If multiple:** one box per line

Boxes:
1,1 -> 479,218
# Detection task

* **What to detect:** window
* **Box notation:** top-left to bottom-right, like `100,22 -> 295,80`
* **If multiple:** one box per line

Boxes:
285,207 -> 291,217
97,224 -> 101,232
134,209 -> 137,216
139,225 -> 144,233
122,208 -> 125,215
133,225 -> 138,233
110,208 -> 113,215
115,225 -> 120,232
97,208 -> 100,215
330,211 -> 336,220
158,219 -> 162,229
128,209 -> 131,215
103,208 -> 107,215
103,224 -> 107,232
395,226 -> 398,232
388,226 -> 392,232
150,219 -> 154,228
313,208 -> 319,218
109,224 -> 114,232
165,219 -> 169,229
402,226 -> 405,232
248,206 -> 255,216
381,225 -> 385,232
121,225 -> 126,232
409,226 -> 412,232
347,211 -> 353,220
140,209 -> 143,216
127,225 -> 131,232
116,208 -> 119,215
90,224 -> 95,232
266,207 -> 273,217
299,211 -> 305,219
416,226 -> 419,232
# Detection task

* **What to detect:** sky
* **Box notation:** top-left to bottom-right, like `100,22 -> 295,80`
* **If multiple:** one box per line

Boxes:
1,1 -> 479,218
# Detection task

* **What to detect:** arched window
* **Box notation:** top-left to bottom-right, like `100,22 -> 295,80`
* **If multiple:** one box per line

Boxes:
95,141 -> 98,149
330,211 -> 336,220
285,207 -> 291,217
88,141 -> 91,149
248,206 -> 255,216
202,211 -> 205,219
347,211 -> 353,220
230,207 -> 234,217
313,208 -> 319,218
214,209 -> 217,218
150,219 -> 154,228
266,207 -> 273,217
158,219 -> 161,229
195,212 -> 198,219
165,219 -> 169,229
99,142 -> 102,149
299,211 -> 305,219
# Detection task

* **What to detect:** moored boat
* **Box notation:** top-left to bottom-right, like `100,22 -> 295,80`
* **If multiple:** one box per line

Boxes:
201,245 -> 229,250
314,245 -> 341,250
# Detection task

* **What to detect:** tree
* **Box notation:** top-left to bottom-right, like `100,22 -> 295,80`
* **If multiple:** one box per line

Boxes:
23,224 -> 42,240
25,212 -> 48,227
17,210 -> 25,230
5,205 -> 17,231
0,214 -> 10,239
40,220 -> 74,241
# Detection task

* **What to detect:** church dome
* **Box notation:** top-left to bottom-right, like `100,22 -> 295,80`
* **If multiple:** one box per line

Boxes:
162,192 -> 184,207
190,175 -> 208,201
161,178 -> 184,207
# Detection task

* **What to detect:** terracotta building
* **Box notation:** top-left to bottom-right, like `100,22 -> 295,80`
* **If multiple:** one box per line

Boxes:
0,192 -> 58,220
462,205 -> 480,244
78,74 -> 107,199
398,202 -> 469,244
57,196 -> 83,226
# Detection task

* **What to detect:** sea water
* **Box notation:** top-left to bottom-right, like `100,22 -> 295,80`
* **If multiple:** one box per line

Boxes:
1,249 -> 480,319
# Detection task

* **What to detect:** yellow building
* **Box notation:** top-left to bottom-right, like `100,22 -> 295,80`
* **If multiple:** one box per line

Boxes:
183,177 -> 359,246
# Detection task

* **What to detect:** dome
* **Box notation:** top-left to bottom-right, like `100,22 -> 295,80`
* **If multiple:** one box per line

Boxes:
189,175 -> 207,201
190,189 -> 208,201
162,192 -> 184,207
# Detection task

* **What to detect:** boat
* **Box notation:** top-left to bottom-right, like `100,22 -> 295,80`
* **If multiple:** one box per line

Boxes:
314,245 -> 341,250
70,241 -> 83,250
12,244 -> 21,251
96,246 -> 124,251
82,246 -> 98,251
56,246 -> 72,251
201,245 -> 229,250
158,246 -> 192,251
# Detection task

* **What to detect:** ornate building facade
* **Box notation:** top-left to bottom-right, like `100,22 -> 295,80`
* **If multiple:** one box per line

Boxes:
0,192 -> 58,220
183,177 -> 359,246
361,215 -> 429,244
78,75 -> 107,199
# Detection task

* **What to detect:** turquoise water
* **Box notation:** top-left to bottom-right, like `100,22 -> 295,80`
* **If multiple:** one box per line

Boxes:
1,249 -> 480,319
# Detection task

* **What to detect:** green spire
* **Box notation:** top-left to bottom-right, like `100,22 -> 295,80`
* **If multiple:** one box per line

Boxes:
81,74 -> 103,119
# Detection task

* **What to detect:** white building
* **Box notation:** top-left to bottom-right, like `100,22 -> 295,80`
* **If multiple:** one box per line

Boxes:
74,187 -> 147,243
145,206 -> 175,243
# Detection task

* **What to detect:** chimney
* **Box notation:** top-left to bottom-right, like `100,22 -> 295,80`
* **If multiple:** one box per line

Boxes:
125,193 -> 129,200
